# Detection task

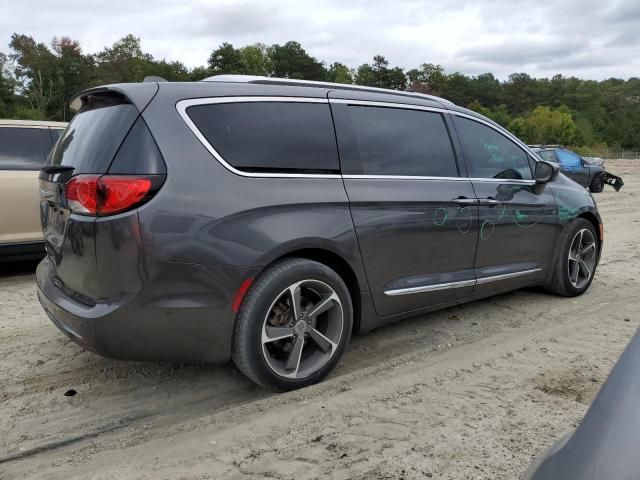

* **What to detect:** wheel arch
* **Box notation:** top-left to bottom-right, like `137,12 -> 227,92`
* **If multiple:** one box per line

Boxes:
578,211 -> 602,245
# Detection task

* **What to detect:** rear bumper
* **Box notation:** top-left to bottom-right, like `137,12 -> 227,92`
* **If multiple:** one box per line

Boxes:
37,256 -> 255,363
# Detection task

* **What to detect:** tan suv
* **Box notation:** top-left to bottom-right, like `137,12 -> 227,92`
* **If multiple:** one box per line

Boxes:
0,119 -> 66,261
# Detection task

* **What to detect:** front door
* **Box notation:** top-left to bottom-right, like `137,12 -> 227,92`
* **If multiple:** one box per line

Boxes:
330,97 -> 479,317
452,114 -> 557,295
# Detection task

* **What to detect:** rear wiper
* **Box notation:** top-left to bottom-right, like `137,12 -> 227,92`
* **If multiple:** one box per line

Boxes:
41,165 -> 75,174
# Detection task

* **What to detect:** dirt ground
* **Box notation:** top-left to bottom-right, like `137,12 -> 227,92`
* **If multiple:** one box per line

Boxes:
1,160 -> 639,480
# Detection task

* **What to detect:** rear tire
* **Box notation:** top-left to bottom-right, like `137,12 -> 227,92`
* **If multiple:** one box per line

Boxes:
589,173 -> 605,193
546,218 -> 599,297
231,258 -> 353,391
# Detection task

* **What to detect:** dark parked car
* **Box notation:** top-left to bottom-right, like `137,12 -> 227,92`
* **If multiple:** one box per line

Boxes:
530,145 -> 623,193
37,76 -> 602,390
524,328 -> 640,479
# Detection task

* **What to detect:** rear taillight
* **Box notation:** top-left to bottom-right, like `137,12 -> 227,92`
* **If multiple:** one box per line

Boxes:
65,175 -> 160,216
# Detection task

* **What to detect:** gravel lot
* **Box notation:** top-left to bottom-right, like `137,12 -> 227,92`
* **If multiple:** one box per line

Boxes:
1,160 -> 639,480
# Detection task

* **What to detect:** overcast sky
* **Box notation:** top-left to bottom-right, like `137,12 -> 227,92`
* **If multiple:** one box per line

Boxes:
2,0 -> 639,80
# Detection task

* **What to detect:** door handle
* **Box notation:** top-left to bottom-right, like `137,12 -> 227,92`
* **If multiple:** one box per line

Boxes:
478,197 -> 501,207
452,197 -> 478,206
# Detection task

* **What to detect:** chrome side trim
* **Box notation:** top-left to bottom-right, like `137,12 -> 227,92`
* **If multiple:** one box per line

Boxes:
176,96 -> 341,179
385,279 -> 476,296
0,125 -> 56,130
342,174 -> 468,181
384,268 -> 542,296
342,175 -> 533,184
329,98 -> 447,113
468,178 -> 536,185
475,268 -> 543,285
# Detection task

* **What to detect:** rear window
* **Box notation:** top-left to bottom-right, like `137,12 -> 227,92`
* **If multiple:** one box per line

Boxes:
187,102 -> 340,173
0,127 -> 53,170
49,94 -> 139,174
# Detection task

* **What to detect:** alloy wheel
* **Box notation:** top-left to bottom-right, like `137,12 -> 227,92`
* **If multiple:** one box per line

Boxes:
567,228 -> 597,289
261,279 -> 344,379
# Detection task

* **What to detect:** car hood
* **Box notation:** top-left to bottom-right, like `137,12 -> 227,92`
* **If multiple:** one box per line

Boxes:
583,156 -> 605,166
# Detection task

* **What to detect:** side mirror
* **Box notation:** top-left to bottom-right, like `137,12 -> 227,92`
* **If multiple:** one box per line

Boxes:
535,160 -> 560,184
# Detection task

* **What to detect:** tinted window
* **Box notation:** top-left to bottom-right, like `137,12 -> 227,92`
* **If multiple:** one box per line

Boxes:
49,94 -> 139,174
187,102 -> 339,173
555,149 -> 583,169
347,106 -> 458,176
455,117 -> 533,180
537,150 -> 557,163
108,117 -> 166,174
49,128 -> 64,143
0,127 -> 53,170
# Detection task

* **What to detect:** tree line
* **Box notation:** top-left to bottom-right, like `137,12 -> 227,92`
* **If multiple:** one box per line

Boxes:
1,33 -> 639,150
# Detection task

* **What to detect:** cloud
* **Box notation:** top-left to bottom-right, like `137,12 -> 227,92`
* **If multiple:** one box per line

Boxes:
1,0 -> 639,80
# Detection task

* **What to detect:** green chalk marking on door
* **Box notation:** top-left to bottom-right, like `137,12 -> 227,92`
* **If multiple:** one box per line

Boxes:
515,209 -> 528,221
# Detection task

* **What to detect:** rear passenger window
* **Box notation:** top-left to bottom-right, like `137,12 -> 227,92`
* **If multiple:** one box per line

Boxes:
347,106 -> 458,177
0,127 -> 53,170
454,117 -> 533,180
187,102 -> 339,173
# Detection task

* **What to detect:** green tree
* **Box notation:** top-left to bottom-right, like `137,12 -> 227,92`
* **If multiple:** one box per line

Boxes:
2,35 -> 640,150
354,55 -> 406,90
407,63 -> 446,94
0,52 -> 18,117
208,42 -> 244,75
268,41 -> 325,80
94,34 -> 154,84
509,106 -> 579,145
9,33 -> 58,119
503,73 -> 539,114
327,62 -> 352,84
51,36 -> 93,120
239,43 -> 271,76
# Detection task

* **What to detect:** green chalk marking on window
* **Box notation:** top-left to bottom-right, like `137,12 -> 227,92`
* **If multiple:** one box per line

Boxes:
481,138 -> 499,153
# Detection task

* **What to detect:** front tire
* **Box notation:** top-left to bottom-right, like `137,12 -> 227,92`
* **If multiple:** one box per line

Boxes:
231,258 -> 353,391
546,218 -> 599,296
589,173 -> 605,193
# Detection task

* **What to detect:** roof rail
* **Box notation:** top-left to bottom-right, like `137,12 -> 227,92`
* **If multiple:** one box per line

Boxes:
144,76 -> 168,82
201,74 -> 454,106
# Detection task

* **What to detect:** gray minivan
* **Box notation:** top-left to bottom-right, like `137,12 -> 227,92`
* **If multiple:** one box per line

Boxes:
37,76 -> 602,390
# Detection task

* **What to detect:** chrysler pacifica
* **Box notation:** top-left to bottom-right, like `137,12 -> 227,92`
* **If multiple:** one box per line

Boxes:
37,76 -> 602,390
